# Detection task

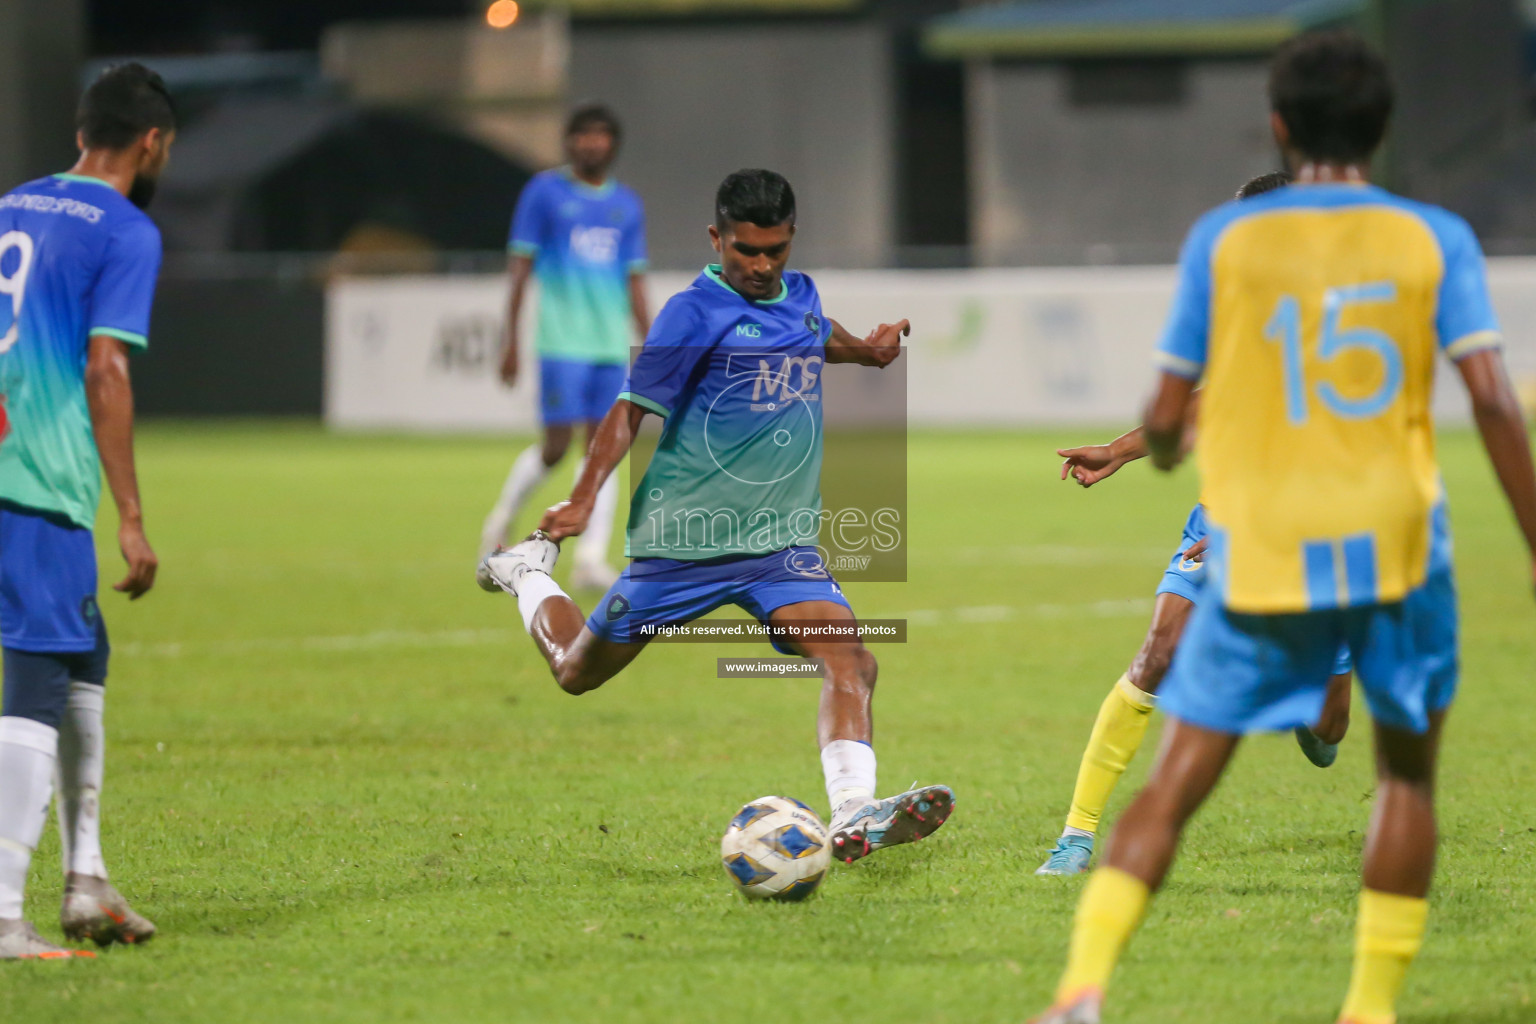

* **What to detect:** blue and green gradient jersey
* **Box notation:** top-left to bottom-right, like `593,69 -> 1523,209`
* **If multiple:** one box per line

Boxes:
509,167 -> 646,365
0,173 -> 161,530
619,265 -> 834,560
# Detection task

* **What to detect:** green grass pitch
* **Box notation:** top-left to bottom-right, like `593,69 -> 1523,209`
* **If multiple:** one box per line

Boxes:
3,423 -> 1533,1022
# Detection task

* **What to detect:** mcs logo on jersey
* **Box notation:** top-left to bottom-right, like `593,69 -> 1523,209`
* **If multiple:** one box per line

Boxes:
570,225 -> 620,264
750,355 -> 821,405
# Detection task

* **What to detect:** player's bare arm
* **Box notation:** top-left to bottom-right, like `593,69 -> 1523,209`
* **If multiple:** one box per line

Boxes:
825,317 -> 908,367
540,398 -> 647,541
1143,372 -> 1199,471
1058,430 -> 1146,488
628,271 -> 651,338
1456,348 -> 1536,590
1060,391 -> 1201,487
85,334 -> 157,599
499,253 -> 534,385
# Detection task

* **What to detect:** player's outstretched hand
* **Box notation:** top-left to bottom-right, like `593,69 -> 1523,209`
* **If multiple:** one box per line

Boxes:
540,498 -> 592,542
1181,535 -> 1210,563
114,521 -> 157,599
862,319 -> 909,367
1058,444 -> 1122,487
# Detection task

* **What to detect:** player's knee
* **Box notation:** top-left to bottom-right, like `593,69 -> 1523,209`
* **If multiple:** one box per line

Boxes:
1,647 -> 72,731
541,439 -> 570,466
552,651 -> 615,696
553,662 -> 597,695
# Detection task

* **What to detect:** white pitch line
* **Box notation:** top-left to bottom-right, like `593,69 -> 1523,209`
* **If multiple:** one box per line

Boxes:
111,598 -> 1153,660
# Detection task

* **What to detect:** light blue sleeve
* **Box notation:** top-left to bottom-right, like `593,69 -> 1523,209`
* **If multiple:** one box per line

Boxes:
1154,214 -> 1220,381
620,192 -> 647,273
619,293 -> 708,417
87,217 -> 161,348
508,176 -> 548,256
1428,211 -> 1502,361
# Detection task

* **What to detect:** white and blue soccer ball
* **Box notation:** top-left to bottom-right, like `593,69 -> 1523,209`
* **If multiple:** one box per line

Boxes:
720,795 -> 831,901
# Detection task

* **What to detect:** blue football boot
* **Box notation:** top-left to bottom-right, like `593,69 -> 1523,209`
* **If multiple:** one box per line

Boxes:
1294,726 -> 1339,768
1035,834 -> 1094,876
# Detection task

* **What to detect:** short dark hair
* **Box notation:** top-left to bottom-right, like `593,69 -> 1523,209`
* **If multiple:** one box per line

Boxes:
78,62 -> 176,150
1268,30 -> 1392,164
715,169 -> 796,231
565,103 -> 621,141
1236,171 -> 1292,199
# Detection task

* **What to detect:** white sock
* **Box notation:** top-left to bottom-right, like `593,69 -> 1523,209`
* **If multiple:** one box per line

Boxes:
56,682 -> 107,880
0,716 -> 60,918
574,462 -> 620,569
517,570 -> 567,633
820,739 -> 877,816
481,445 -> 551,551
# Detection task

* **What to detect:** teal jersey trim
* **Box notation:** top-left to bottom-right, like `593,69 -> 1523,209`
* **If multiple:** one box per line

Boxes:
559,166 -> 617,198
704,264 -> 789,305
618,390 -> 669,417
51,172 -> 115,189
89,326 -> 148,348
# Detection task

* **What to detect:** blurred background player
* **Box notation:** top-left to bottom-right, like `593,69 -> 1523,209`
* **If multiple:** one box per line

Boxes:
1035,171 -> 1355,878
0,63 -> 172,960
1032,31 -> 1536,1024
476,169 -> 953,862
480,103 -> 651,590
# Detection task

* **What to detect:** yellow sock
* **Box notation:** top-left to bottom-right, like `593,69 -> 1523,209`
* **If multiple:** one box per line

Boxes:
1338,889 -> 1429,1024
1065,675 -> 1156,835
1055,866 -> 1151,1002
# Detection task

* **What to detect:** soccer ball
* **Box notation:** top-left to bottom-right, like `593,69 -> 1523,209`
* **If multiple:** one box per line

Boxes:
720,795 -> 831,901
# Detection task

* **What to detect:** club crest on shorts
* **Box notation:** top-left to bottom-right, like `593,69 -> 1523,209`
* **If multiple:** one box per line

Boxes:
605,593 -> 631,621
784,548 -> 828,579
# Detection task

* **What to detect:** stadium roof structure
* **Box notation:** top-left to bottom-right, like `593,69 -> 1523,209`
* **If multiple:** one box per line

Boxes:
925,0 -> 1364,59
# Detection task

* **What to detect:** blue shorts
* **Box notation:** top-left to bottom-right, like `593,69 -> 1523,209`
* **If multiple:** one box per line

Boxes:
1161,507 -> 1456,736
1157,503 -> 1352,677
540,357 -> 626,426
1155,504 -> 1213,604
1,504 -> 103,653
586,546 -> 852,655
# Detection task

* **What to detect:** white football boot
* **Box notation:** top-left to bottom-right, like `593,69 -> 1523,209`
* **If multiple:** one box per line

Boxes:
0,918 -> 94,960
476,531 -> 560,596
61,873 -> 156,947
827,784 -> 954,865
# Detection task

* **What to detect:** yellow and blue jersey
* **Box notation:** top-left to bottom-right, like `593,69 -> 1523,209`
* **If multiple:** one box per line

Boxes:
1155,183 -> 1500,614
0,173 -> 162,531
509,167 -> 646,366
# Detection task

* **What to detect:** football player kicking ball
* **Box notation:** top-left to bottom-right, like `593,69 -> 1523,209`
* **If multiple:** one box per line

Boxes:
0,64 -> 172,959
477,169 -> 953,861
1035,170 -> 1355,878
1032,31 -> 1536,1024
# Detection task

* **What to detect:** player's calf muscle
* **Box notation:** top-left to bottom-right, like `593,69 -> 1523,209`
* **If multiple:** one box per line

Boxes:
815,646 -> 876,746
1127,595 -> 1194,693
